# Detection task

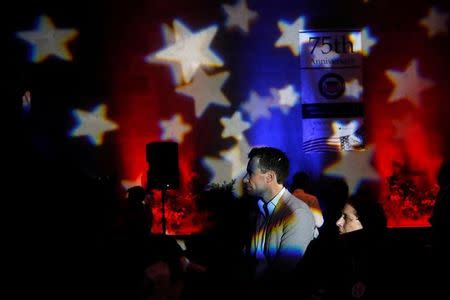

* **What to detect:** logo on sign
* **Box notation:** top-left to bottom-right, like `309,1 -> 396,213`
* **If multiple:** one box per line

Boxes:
318,73 -> 345,99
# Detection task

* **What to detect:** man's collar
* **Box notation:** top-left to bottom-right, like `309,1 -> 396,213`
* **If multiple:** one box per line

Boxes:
258,187 -> 286,217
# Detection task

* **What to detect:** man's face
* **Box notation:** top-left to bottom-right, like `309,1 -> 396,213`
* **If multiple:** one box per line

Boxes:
243,157 -> 268,197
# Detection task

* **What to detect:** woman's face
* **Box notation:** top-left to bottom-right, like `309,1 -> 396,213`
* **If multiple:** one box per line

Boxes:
336,203 -> 363,234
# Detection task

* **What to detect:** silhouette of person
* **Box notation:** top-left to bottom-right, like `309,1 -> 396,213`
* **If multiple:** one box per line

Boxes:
242,147 -> 315,297
291,171 -> 324,237
102,186 -> 158,300
429,160 -> 450,297
182,181 -> 254,299
429,161 -> 450,255
103,186 -> 205,300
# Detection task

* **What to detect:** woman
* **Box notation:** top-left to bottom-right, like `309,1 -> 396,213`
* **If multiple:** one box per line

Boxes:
331,193 -> 387,300
298,191 -> 387,300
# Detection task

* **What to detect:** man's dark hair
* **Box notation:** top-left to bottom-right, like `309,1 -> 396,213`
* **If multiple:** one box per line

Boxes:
248,147 -> 289,184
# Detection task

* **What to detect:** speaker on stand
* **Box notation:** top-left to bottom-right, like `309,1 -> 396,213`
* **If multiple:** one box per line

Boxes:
146,141 -> 180,235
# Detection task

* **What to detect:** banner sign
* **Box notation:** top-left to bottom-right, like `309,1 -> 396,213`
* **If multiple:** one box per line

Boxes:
299,29 -> 364,152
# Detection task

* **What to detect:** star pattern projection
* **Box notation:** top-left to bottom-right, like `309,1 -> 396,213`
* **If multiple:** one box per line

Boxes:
275,16 -> 306,56
70,104 -> 119,146
419,6 -> 449,38
325,146 -> 379,194
327,120 -> 363,151
16,15 -> 78,63
385,59 -> 435,107
145,22 -> 184,85
220,111 -> 251,139
344,79 -> 363,99
159,114 -> 192,143
151,20 -> 223,83
222,0 -> 258,34
176,69 -> 231,118
12,0 -> 449,231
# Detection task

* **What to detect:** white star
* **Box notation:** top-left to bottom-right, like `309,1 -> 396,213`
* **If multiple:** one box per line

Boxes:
329,120 -> 361,138
16,15 -> 78,63
220,137 -> 251,179
152,20 -> 223,83
278,84 -> 299,106
270,85 -> 299,114
385,59 -> 435,107
241,90 -> 272,121
70,104 -> 119,146
220,111 -> 251,139
325,146 -> 379,194
419,6 -> 449,38
145,22 -> 184,85
159,114 -> 192,143
275,16 -> 306,56
345,79 -> 363,99
176,69 -> 230,118
361,27 -> 377,56
328,120 -> 363,150
222,0 -> 258,34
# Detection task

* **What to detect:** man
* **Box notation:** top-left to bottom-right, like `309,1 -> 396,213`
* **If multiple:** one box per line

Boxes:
243,147 -> 315,283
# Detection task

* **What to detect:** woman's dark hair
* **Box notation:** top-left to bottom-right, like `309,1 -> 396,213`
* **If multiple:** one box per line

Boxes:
347,192 -> 387,237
